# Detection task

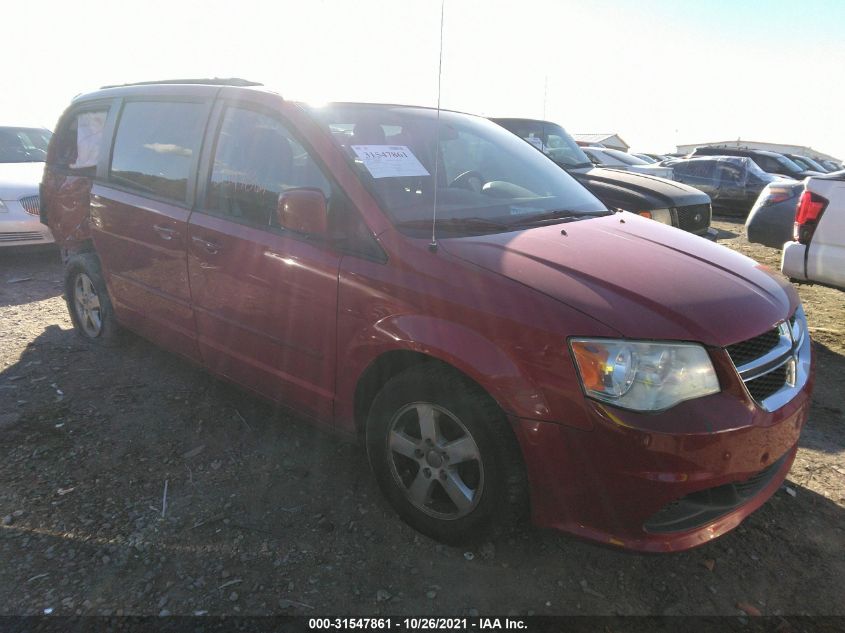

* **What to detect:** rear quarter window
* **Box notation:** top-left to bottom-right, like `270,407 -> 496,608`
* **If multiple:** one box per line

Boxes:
49,109 -> 109,174
687,161 -> 716,179
109,101 -> 206,203
754,155 -> 780,173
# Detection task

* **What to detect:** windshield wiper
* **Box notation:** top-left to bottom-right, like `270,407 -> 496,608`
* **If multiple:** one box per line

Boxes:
556,161 -> 594,170
509,209 -> 611,227
395,217 -> 516,234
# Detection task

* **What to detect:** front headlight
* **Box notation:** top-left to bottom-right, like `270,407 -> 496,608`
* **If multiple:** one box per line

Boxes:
637,208 -> 673,225
570,339 -> 720,412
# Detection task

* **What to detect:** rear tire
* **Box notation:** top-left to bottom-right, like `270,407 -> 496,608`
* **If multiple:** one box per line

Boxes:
64,253 -> 122,345
365,363 -> 527,544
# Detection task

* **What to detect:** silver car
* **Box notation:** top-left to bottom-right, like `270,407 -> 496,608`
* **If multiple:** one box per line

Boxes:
582,146 -> 675,180
0,126 -> 54,248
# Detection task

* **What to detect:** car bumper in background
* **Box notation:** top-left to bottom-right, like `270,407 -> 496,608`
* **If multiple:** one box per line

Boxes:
0,198 -> 54,247
781,241 -> 806,280
746,201 -> 800,249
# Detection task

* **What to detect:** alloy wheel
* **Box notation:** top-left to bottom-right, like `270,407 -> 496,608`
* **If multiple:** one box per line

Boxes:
386,402 -> 485,520
73,273 -> 103,338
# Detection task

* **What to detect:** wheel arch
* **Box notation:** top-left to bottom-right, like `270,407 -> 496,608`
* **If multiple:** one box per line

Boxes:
61,238 -> 98,265
347,314 -> 552,436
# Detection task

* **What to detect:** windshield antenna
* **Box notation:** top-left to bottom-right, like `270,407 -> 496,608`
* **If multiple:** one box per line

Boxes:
541,74 -> 548,154
429,0 -> 446,252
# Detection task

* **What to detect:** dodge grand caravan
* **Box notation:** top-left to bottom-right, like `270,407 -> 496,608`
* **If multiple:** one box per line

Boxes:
42,80 -> 813,552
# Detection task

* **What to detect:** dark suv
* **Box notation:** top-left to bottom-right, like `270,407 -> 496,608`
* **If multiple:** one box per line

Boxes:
690,147 -> 822,180
668,156 -> 782,215
493,119 -> 714,238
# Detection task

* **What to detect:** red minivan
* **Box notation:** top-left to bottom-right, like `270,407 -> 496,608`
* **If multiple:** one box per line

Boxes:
41,80 -> 813,551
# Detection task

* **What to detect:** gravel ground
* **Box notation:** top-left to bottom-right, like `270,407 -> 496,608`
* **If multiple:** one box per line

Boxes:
1,218 -> 843,617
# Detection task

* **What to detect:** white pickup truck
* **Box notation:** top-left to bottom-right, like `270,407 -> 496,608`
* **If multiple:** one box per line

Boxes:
781,171 -> 845,290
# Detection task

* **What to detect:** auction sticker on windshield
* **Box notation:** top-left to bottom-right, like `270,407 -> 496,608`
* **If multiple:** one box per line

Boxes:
352,145 -> 430,179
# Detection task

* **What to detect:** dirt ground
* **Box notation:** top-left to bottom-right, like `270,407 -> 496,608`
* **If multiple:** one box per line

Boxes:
1,218 -> 843,618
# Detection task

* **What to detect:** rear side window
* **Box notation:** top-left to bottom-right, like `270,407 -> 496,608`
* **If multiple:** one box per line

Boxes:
110,101 -> 206,203
50,110 -> 108,172
206,107 -> 330,227
716,163 -> 744,183
671,162 -> 690,177
677,160 -> 715,179
754,155 -> 778,172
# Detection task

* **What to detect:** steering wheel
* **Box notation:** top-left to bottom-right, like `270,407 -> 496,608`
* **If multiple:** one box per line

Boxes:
448,170 -> 486,193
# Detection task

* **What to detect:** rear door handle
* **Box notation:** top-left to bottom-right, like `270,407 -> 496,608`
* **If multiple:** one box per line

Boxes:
153,224 -> 179,241
192,235 -> 221,254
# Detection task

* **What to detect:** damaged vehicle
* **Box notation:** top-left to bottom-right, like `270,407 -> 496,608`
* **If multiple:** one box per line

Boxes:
42,80 -> 812,551
667,156 -> 788,216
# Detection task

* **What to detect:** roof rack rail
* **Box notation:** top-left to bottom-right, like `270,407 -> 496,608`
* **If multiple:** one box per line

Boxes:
100,78 -> 263,89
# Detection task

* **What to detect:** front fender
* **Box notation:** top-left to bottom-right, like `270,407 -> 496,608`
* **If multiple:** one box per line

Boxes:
335,314 -> 554,431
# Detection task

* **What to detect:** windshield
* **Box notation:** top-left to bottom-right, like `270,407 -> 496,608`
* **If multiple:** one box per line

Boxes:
490,119 -> 593,169
307,105 -> 607,234
602,148 -> 649,166
793,155 -> 826,172
633,154 -> 657,163
0,127 -> 51,163
772,154 -> 805,175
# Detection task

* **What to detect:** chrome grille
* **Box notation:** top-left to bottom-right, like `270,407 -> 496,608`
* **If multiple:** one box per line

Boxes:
726,328 -> 780,367
746,364 -> 787,401
19,195 -> 40,216
0,231 -> 44,242
725,307 -> 810,411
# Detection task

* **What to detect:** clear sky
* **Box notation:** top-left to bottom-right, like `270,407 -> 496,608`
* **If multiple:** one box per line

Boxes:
4,0 -> 844,157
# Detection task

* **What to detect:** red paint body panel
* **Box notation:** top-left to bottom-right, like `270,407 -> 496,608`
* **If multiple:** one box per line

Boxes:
187,212 -> 340,420
40,172 -> 93,251
512,373 -> 811,552
41,84 -> 816,552
333,233 -> 618,432
441,213 -> 798,348
90,185 -> 200,361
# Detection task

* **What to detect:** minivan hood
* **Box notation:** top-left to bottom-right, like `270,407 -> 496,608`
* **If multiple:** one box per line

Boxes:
442,213 -> 796,347
0,162 -> 44,200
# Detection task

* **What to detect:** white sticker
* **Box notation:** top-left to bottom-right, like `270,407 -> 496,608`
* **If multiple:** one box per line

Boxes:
352,145 -> 430,179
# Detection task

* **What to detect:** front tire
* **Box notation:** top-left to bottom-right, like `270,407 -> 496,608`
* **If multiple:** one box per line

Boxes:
366,364 -> 527,544
64,253 -> 122,344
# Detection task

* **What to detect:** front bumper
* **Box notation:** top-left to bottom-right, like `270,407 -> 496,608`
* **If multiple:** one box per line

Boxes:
0,199 -> 54,247
512,368 -> 812,552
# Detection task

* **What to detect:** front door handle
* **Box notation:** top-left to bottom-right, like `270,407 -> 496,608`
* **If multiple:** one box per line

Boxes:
153,224 -> 179,241
192,235 -> 221,255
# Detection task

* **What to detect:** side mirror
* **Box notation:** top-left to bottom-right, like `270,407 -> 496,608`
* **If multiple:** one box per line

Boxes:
276,188 -> 328,236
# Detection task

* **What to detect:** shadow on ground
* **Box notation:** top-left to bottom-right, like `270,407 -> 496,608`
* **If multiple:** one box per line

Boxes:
1,326 -> 843,617
0,248 -> 63,307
